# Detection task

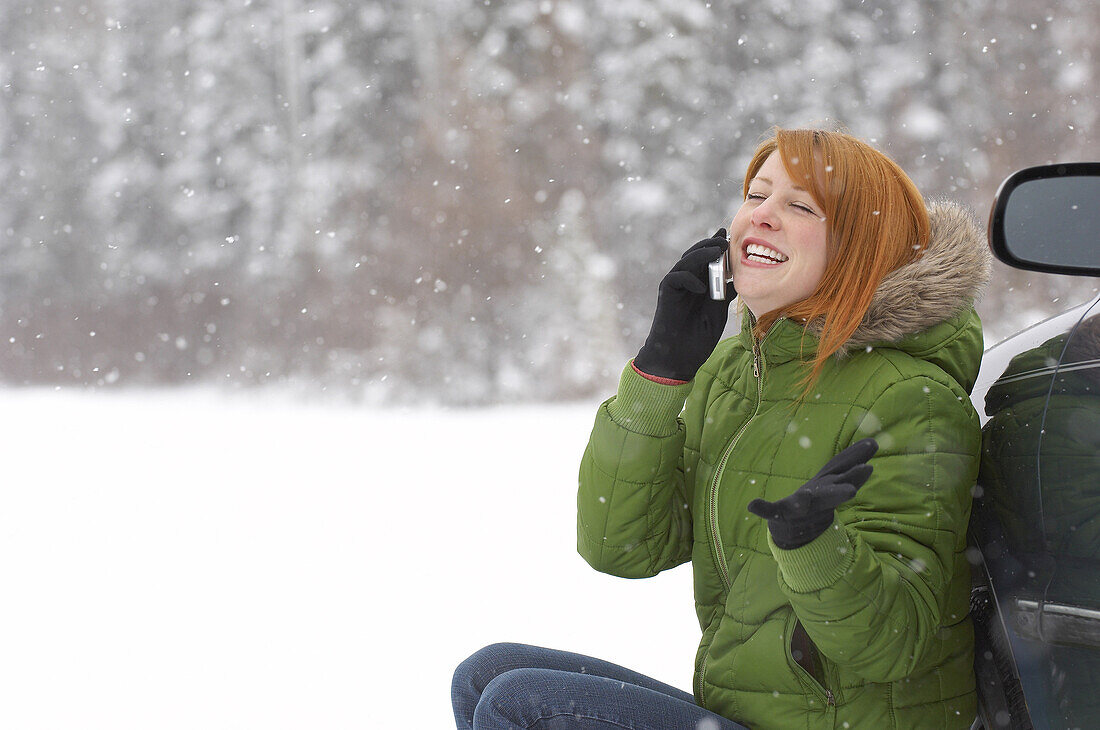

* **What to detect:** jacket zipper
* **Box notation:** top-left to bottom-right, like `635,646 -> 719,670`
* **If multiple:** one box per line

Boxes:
696,652 -> 708,706
707,337 -> 766,591
790,652 -> 836,709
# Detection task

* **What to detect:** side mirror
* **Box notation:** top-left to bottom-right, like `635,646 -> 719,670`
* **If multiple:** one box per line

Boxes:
989,162 -> 1100,275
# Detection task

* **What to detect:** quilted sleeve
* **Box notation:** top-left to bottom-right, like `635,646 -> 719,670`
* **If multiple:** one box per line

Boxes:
577,362 -> 695,579
770,375 -> 979,682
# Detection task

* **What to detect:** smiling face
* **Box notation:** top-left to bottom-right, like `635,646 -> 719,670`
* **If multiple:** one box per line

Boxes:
729,151 -> 829,318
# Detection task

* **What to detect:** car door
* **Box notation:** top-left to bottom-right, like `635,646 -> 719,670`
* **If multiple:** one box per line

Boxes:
971,292 -> 1100,730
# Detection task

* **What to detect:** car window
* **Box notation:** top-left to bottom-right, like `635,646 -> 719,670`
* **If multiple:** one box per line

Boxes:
977,296 -> 1100,728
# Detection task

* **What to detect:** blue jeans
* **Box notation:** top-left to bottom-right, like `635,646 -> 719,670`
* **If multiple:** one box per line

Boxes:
452,642 -> 750,729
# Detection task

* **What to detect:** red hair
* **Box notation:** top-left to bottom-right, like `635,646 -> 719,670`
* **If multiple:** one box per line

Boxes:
742,128 -> 929,389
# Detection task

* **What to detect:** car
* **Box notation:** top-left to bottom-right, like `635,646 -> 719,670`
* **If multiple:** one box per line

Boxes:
968,162 -> 1100,729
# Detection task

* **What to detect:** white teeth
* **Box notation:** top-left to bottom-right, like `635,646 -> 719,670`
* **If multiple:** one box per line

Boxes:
746,243 -> 788,262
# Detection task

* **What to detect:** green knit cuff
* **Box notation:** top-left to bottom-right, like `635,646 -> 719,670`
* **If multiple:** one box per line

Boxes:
771,519 -> 856,594
604,361 -> 692,437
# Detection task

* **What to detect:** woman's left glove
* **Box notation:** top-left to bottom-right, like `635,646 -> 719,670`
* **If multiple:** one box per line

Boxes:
747,439 -> 878,549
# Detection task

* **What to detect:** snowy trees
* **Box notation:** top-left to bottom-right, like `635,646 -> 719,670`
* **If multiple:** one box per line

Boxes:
1,0 -> 1097,402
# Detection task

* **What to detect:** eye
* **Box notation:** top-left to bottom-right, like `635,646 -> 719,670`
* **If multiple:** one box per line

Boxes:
792,202 -> 817,215
746,192 -> 766,202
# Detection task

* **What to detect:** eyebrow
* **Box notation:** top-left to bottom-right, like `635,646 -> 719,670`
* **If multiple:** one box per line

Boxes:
751,176 -> 808,193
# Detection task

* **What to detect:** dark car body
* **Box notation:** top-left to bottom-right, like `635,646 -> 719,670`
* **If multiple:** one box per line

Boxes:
969,164 -> 1100,730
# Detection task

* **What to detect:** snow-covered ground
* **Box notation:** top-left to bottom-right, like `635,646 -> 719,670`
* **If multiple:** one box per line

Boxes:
0,389 -> 698,729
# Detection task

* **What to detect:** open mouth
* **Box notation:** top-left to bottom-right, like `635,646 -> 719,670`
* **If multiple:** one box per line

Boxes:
744,241 -> 789,264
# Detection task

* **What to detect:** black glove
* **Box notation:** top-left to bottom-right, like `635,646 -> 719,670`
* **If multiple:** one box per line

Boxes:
747,439 -> 878,549
633,229 -> 735,382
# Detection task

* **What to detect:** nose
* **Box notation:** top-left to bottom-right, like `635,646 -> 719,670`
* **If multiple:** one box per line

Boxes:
750,197 -> 779,229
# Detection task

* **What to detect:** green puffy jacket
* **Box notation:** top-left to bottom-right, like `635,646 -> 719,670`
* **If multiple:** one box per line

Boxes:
578,201 -> 990,729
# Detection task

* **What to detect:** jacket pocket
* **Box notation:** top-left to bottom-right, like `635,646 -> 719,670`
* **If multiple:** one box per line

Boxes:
785,612 -> 835,708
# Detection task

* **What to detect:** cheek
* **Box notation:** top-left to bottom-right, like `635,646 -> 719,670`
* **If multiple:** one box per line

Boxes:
805,228 -> 829,271
813,243 -> 829,275
795,230 -> 829,289
808,244 -> 829,288
729,202 -> 752,230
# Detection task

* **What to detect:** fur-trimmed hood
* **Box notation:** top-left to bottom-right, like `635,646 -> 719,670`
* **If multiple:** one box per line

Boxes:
807,198 -> 992,350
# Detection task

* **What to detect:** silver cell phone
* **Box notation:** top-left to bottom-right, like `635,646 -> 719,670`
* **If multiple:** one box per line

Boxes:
708,245 -> 734,300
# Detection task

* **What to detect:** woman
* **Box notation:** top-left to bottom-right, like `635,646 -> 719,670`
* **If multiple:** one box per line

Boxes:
453,128 -> 991,729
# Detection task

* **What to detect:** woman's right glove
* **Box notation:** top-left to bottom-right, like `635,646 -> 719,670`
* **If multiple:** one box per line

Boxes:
633,229 -> 735,382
